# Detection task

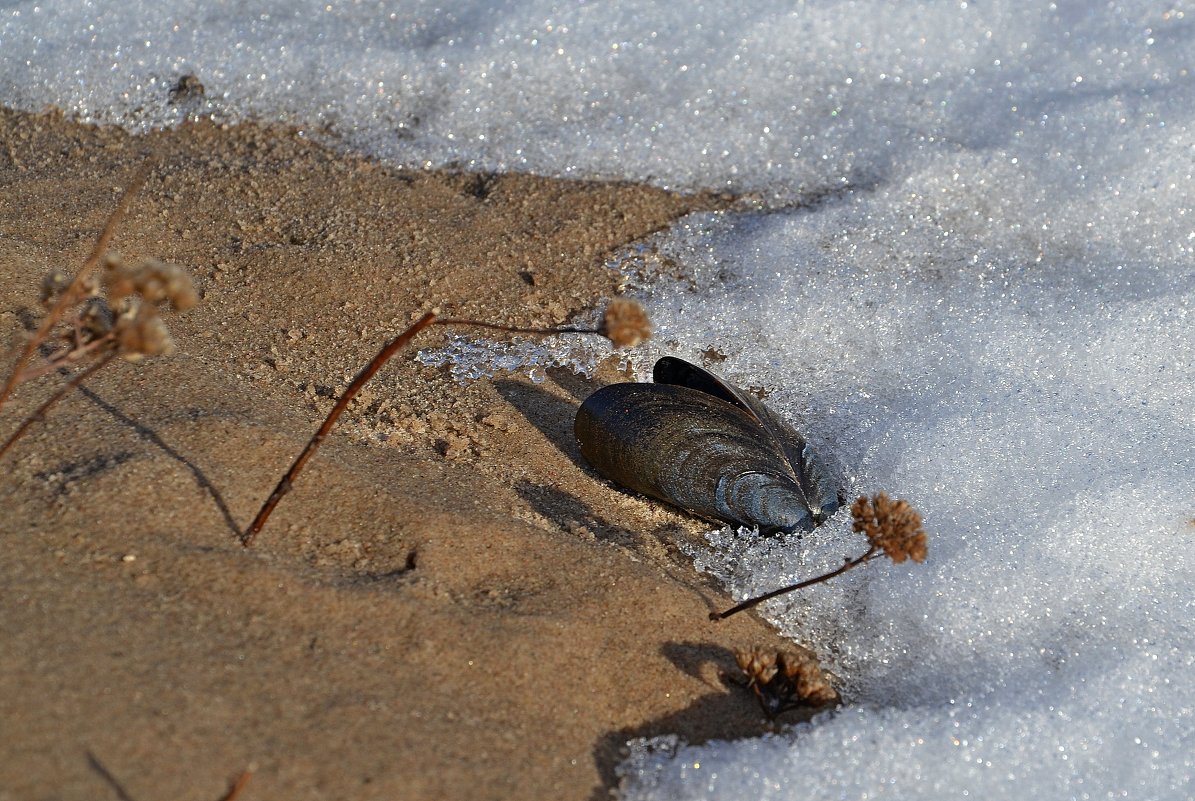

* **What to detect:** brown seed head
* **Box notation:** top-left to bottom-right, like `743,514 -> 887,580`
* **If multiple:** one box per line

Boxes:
103,253 -> 136,305
40,269 -> 100,309
851,492 -> 927,564
600,298 -> 651,348
735,646 -> 779,686
733,646 -> 838,717
105,256 -> 197,310
777,649 -> 839,707
114,303 -> 175,359
132,258 -> 198,310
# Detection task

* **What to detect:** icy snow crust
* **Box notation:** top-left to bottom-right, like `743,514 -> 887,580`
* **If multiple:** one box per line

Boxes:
617,197 -> 1194,798
4,0 -> 1194,798
1,1 -> 1188,200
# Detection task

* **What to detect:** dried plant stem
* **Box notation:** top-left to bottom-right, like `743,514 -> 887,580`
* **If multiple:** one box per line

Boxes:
16,333 -> 116,383
711,545 -> 880,621
0,350 -> 118,461
0,159 -> 151,412
242,311 -> 625,546
216,770 -> 253,801
433,318 -> 598,337
241,311 -> 439,545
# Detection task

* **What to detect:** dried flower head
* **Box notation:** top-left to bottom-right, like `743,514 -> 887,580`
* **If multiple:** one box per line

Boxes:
736,646 -> 780,686
105,256 -> 197,311
600,298 -> 651,348
713,489 -> 930,620
114,302 -> 175,359
40,269 -> 100,309
778,649 -> 839,708
102,252 -> 135,305
733,646 -> 838,717
851,492 -> 927,564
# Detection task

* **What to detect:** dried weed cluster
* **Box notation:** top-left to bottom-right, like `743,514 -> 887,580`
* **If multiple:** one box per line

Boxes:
0,253 -> 197,460
0,163 -> 197,460
733,646 -> 838,718
41,253 -> 197,361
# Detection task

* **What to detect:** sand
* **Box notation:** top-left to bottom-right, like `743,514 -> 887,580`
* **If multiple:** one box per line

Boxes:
0,107 -> 815,801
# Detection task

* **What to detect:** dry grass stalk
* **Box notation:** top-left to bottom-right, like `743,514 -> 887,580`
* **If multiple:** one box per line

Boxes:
733,646 -> 838,717
241,310 -> 439,545
241,299 -> 650,545
711,492 -> 927,620
0,159 -> 151,411
432,297 -> 651,344
216,770 -> 253,801
0,160 -> 199,462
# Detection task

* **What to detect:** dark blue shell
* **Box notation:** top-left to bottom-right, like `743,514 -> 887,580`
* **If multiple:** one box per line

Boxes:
574,356 -> 838,533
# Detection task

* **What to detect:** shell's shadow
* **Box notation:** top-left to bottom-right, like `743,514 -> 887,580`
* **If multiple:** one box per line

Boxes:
493,368 -> 598,466
495,369 -> 729,565
496,370 -> 656,549
514,479 -> 641,548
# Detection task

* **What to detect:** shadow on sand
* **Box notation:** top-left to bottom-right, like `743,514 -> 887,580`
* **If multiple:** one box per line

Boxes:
587,641 -> 825,800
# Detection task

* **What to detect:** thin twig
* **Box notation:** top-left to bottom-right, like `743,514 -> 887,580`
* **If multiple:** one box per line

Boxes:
0,158 -> 152,412
216,770 -> 253,801
0,350 -> 118,461
16,333 -> 117,383
711,545 -> 880,621
241,312 -> 618,545
241,312 -> 439,545
433,318 -> 597,337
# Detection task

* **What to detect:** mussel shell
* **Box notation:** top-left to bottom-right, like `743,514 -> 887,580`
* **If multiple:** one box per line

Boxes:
653,356 -> 839,521
575,381 -> 820,533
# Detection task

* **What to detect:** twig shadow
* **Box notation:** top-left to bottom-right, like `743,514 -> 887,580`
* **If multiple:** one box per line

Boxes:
78,386 -> 241,535
86,749 -> 140,801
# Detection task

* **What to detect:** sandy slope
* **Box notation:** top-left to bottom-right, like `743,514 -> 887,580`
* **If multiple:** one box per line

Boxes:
0,108 -> 812,801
